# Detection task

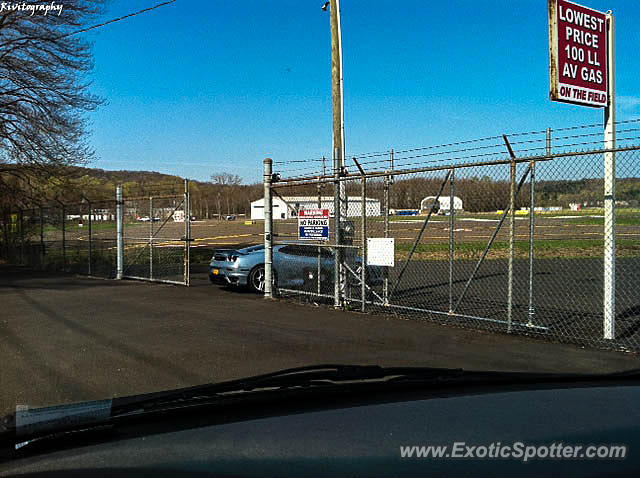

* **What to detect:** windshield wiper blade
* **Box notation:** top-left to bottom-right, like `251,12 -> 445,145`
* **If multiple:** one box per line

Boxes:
111,364 -> 461,408
111,364 -> 640,416
108,364 -> 549,416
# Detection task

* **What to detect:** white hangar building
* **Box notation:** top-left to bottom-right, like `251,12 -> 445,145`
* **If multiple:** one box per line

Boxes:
420,196 -> 463,214
251,196 -> 381,220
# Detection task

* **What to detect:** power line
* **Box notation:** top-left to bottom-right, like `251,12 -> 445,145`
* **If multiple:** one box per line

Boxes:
60,0 -> 177,39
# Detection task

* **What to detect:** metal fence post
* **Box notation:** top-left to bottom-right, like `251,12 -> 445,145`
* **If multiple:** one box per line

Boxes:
87,199 -> 92,276
361,175 -> 367,312
184,179 -> 191,286
39,206 -> 44,269
502,135 -> 518,333
603,11 -> 616,340
61,203 -> 66,272
317,159 -> 324,296
264,158 -> 273,299
149,196 -> 154,280
116,186 -> 124,280
383,172 -> 390,306
19,209 -> 24,265
507,160 -> 516,332
528,160 -> 536,327
449,168 -> 455,313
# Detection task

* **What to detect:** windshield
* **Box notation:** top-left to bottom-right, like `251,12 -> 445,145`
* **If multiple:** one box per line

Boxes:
1,0 -> 639,446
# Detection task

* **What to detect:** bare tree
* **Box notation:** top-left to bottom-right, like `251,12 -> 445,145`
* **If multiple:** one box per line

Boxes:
0,1 -> 104,201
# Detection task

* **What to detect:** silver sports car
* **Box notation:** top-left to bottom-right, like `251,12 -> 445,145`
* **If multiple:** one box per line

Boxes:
209,243 -> 382,293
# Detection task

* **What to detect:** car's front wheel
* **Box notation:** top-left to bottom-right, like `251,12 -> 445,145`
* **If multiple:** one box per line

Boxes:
248,265 -> 277,293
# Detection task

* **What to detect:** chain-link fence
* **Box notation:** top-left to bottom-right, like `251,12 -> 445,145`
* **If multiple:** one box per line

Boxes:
1,199 -> 118,278
1,185 -> 191,285
266,123 -> 640,352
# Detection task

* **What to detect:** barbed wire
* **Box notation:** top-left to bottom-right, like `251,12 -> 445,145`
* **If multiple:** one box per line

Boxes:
273,120 -> 640,178
273,157 -> 327,165
277,136 -> 640,179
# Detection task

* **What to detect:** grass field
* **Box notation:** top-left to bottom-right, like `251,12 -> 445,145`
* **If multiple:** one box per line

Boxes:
395,239 -> 640,261
386,208 -> 640,225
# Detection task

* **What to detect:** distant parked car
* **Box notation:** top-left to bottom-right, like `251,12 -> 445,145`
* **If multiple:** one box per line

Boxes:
224,215 -> 237,221
137,216 -> 150,222
209,244 -> 383,293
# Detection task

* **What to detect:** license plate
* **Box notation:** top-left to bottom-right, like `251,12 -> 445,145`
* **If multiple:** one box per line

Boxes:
213,269 -> 219,275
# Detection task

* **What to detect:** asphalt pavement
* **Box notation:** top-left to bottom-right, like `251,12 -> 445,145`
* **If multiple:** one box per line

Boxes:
1,265 -> 639,418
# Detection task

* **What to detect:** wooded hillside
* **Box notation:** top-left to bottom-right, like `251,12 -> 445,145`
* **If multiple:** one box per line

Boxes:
2,164 -> 638,216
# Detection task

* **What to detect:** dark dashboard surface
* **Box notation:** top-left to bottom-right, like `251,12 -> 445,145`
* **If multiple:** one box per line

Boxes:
2,385 -> 640,477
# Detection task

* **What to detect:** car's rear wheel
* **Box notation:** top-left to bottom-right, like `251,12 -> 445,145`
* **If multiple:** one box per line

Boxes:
248,265 -> 277,293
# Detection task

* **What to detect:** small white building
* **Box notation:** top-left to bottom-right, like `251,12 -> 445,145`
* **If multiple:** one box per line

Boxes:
420,196 -> 463,214
251,196 -> 380,220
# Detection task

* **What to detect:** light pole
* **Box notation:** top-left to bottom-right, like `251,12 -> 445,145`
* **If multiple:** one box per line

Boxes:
324,0 -> 347,307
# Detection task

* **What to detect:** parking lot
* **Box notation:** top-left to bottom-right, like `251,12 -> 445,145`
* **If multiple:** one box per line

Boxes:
1,263 -> 639,418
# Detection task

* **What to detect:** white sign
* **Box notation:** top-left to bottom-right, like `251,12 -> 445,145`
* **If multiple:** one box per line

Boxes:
367,238 -> 395,267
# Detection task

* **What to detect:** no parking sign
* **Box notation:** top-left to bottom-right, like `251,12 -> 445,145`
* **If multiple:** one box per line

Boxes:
298,209 -> 329,241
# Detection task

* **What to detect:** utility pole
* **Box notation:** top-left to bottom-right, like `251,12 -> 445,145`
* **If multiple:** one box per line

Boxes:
327,0 -> 346,307
330,0 -> 345,169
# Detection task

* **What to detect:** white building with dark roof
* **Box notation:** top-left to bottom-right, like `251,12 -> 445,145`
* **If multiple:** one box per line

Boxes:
250,196 -> 380,220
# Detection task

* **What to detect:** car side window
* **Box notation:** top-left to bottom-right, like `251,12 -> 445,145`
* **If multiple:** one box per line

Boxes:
279,245 -> 333,258
279,246 -> 306,256
278,246 -> 294,256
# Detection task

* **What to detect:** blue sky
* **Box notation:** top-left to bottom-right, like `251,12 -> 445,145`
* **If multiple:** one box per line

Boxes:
85,0 -> 640,183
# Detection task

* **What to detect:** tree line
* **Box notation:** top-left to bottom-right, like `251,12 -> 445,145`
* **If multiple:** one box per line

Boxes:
3,165 -> 639,217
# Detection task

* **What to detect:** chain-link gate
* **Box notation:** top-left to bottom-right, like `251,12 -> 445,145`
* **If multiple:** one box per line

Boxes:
120,184 -> 191,286
265,124 -> 640,353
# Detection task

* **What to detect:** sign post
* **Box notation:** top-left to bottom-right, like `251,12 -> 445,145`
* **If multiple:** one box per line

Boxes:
549,0 -> 615,339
